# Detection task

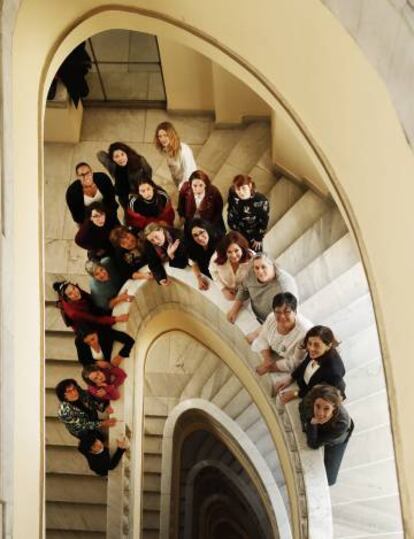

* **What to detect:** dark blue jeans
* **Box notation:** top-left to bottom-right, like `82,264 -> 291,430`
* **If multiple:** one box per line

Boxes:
325,420 -> 354,486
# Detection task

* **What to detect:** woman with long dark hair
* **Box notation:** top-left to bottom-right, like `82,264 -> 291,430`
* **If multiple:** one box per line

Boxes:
97,142 -> 152,208
186,218 -> 224,290
53,281 -> 128,332
82,364 -> 127,401
299,384 -> 354,485
125,177 -> 175,230
273,325 -> 346,403
75,201 -> 119,259
209,231 -> 254,301
177,170 -> 225,233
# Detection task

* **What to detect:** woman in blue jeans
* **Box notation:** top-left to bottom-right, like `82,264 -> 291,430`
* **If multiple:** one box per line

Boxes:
299,384 -> 354,486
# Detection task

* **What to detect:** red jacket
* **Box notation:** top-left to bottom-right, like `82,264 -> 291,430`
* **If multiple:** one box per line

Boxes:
177,182 -> 225,230
125,201 -> 175,229
60,291 -> 116,332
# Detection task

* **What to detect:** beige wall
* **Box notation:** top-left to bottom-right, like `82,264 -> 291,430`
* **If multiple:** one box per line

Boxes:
5,0 -> 414,536
212,63 -> 270,124
44,99 -> 83,143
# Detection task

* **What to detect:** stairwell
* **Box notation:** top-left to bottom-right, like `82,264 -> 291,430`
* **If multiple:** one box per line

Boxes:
44,108 -> 402,538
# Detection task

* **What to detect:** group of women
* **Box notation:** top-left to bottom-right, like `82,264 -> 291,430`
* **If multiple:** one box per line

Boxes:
55,121 -> 353,484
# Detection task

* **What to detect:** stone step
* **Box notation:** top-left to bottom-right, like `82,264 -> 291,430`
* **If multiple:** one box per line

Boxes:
321,293 -> 375,342
143,435 -> 163,455
267,176 -> 304,229
338,324 -> 380,372
211,376 -> 243,410
247,150 -> 277,195
46,332 -> 78,361
144,372 -> 193,399
344,390 -> 388,433
143,472 -> 161,493
179,353 -> 220,399
263,190 -> 330,259
142,492 -> 161,512
345,358 -> 385,403
46,359 -> 82,389
46,389 -> 61,417
144,416 -> 167,436
222,387 -> 252,420
199,362 -> 233,401
142,531 -> 161,539
276,206 -> 347,276
46,474 -> 107,503
212,122 -> 270,198
46,502 -> 106,531
245,417 -> 268,444
46,418 -> 78,447
142,509 -> 160,530
143,454 -> 162,474
45,272 -> 90,303
46,531 -> 106,539
46,304 -> 73,332
46,446 -> 95,475
234,402 -> 261,431
295,233 -> 359,302
332,495 -> 402,536
300,263 -> 368,322
332,458 -> 399,507
196,127 -> 244,176
341,424 -> 394,471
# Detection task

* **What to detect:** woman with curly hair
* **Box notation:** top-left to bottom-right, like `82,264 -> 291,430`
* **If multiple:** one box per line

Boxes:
109,225 -> 152,282
97,142 -> 152,208
209,231 -> 254,301
125,177 -> 175,230
154,121 -> 197,189
299,384 -> 354,485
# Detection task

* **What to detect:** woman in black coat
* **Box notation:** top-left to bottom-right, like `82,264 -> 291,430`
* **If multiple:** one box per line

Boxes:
78,432 -> 129,477
109,225 -> 152,282
75,201 -> 119,260
299,384 -> 354,485
186,218 -> 224,290
75,325 -> 135,368
97,142 -> 152,208
273,325 -> 346,403
144,223 -> 188,286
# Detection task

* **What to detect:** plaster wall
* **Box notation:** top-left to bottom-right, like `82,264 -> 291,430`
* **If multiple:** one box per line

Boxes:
5,0 -> 414,536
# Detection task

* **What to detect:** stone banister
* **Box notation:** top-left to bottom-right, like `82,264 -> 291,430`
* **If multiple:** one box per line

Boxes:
106,265 -> 333,539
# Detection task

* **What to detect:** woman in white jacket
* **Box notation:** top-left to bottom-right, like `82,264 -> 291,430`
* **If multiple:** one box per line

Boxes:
154,121 -> 197,190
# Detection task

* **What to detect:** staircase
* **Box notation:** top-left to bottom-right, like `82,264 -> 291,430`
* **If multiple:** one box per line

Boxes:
44,108 -> 402,538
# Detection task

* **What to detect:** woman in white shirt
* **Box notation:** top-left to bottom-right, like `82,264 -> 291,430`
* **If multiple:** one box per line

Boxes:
154,121 -> 197,189
209,231 -> 254,301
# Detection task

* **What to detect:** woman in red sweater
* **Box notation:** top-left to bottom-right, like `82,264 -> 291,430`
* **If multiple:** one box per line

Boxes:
53,281 -> 128,332
125,178 -> 174,231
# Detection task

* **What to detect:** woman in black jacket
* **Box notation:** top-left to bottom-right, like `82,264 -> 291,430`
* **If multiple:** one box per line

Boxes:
186,218 -> 224,290
273,325 -> 346,403
144,223 -> 188,286
97,142 -> 152,208
75,325 -> 135,368
78,432 -> 129,477
299,384 -> 354,485
75,201 -> 119,260
227,174 -> 269,251
109,225 -> 152,282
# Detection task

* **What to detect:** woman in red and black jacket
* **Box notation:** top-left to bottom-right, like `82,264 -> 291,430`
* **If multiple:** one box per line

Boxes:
53,281 -> 128,333
125,178 -> 174,231
177,170 -> 225,234
75,201 -> 119,260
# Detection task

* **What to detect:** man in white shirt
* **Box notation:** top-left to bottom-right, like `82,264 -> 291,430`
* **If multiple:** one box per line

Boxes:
252,292 -> 312,375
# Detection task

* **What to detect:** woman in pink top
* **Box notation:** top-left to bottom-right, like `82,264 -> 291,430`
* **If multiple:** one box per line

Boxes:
82,364 -> 127,401
209,231 -> 254,301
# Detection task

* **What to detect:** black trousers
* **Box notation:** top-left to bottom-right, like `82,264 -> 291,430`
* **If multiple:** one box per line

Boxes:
325,420 -> 354,486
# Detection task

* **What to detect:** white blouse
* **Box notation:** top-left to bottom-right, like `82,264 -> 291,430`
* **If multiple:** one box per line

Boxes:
303,359 -> 320,385
166,142 -> 197,189
90,346 -> 104,361
209,254 -> 252,291
84,188 -> 103,206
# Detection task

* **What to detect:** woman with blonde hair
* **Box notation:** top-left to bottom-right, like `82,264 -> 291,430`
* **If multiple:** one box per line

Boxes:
154,121 -> 197,189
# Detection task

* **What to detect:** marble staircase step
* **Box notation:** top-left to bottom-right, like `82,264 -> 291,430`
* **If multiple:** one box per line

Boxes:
247,151 -> 278,196
341,424 -> 394,470
45,272 -> 90,303
332,495 -> 402,536
46,532 -> 106,539
142,531 -> 161,539
199,363 -> 233,401
46,359 -> 82,388
295,233 -> 359,302
267,177 -> 304,229
144,416 -> 167,436
321,293 -> 375,342
46,332 -> 78,361
245,417 -> 268,443
263,190 -> 330,259
222,387 -> 252,420
300,263 -> 368,322
179,354 -> 220,399
212,122 -> 271,198
211,376 -> 243,409
143,454 -> 162,474
46,418 -> 79,446
276,206 -> 347,276
345,358 -> 385,403
143,472 -> 161,492
46,502 -> 106,531
46,304 -> 73,332
344,390 -> 388,432
143,434 -> 163,455
196,127 -> 244,176
145,372 -> 193,399
234,402 -> 261,431
331,458 -> 399,506
46,446 -> 96,475
142,510 -> 161,530
46,474 -> 107,503
338,324 -> 380,372
143,492 -> 161,511
46,389 -> 61,417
